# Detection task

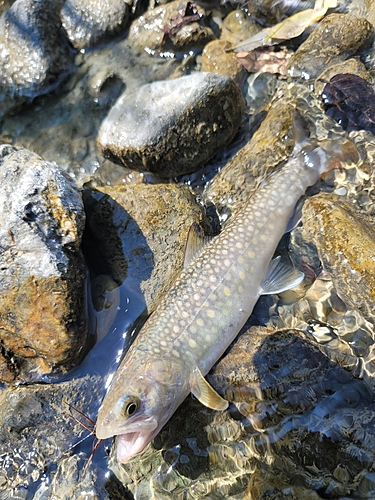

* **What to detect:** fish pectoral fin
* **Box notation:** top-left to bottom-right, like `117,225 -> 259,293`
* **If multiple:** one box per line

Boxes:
285,197 -> 304,233
184,223 -> 213,268
260,256 -> 304,295
190,367 -> 229,411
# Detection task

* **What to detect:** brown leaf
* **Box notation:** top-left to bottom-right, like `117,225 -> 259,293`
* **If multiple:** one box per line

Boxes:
236,47 -> 293,75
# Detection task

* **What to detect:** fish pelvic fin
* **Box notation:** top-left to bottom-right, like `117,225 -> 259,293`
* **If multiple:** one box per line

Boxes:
260,256 -> 304,295
190,367 -> 229,411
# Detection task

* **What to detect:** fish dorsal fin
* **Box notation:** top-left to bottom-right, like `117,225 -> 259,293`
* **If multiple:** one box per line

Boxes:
190,367 -> 229,410
260,256 -> 304,295
184,223 -> 213,268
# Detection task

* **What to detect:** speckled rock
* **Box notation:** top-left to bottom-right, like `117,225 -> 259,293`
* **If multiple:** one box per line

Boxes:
128,0 -> 215,55
0,145 -> 87,382
61,0 -> 132,50
201,40 -> 247,84
287,14 -> 374,81
293,193 -> 375,328
315,58 -> 373,95
0,0 -> 73,117
97,72 -> 244,178
83,181 -> 210,313
108,326 -> 375,499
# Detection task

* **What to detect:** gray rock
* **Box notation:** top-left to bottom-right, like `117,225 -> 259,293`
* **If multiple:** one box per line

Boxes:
287,14 -> 374,81
0,0 -> 73,116
61,0 -> 132,50
97,72 -> 244,178
0,145 -> 87,382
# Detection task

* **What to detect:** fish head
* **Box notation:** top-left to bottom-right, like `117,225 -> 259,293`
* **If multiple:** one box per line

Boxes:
95,355 -> 191,462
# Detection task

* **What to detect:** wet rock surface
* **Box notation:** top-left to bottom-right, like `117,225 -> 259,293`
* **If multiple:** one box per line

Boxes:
314,58 -> 373,96
287,13 -> 374,80
128,0 -> 215,54
293,193 -> 375,330
97,72 -> 244,177
0,145 -> 87,382
0,0 -> 73,117
61,0 -> 131,50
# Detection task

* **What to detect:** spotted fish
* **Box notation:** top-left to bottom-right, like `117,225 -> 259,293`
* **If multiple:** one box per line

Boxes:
95,121 -> 339,462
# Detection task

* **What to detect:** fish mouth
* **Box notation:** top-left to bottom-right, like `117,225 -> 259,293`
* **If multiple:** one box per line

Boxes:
116,428 -> 159,462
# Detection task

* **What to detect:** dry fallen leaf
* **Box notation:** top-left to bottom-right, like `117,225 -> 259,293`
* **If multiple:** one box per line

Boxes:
236,47 -> 293,74
233,0 -> 338,53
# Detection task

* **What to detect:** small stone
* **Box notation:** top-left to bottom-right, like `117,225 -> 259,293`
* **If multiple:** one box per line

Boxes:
0,145 -> 87,381
201,40 -> 247,85
97,72 -> 244,178
61,0 -> 131,50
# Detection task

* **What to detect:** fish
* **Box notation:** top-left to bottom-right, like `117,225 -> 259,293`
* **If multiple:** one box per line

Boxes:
95,117 -> 341,462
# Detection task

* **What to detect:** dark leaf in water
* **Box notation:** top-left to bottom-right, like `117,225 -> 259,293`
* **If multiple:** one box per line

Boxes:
322,73 -> 375,135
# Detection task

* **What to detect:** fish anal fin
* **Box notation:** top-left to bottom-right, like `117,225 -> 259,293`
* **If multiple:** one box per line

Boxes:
260,256 -> 304,295
184,223 -> 212,268
190,367 -> 228,411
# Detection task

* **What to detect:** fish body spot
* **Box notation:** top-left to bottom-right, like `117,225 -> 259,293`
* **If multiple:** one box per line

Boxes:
197,318 -> 204,327
237,256 -> 244,264
223,287 -> 231,296
189,339 -> 197,348
207,309 -> 215,318
239,271 -> 246,280
238,285 -> 244,293
172,349 -> 180,357
248,251 -> 255,259
260,235 -> 267,241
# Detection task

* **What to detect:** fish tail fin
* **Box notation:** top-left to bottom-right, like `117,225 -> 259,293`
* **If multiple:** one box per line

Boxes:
292,110 -> 359,176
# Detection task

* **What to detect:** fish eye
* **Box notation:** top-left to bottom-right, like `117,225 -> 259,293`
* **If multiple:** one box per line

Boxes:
120,396 -> 140,418
126,401 -> 138,416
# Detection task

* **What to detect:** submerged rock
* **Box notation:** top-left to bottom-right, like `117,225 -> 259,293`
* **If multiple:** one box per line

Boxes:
287,14 -> 374,80
0,374 -> 109,497
201,40 -> 247,84
97,72 -> 244,178
61,0 -> 131,50
0,0 -> 73,116
294,193 -> 375,330
128,0 -> 215,55
315,58 -> 373,96
108,326 -> 375,499
0,145 -> 87,382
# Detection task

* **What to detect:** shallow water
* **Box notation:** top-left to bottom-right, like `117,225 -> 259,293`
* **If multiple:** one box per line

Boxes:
2,1 -> 375,499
